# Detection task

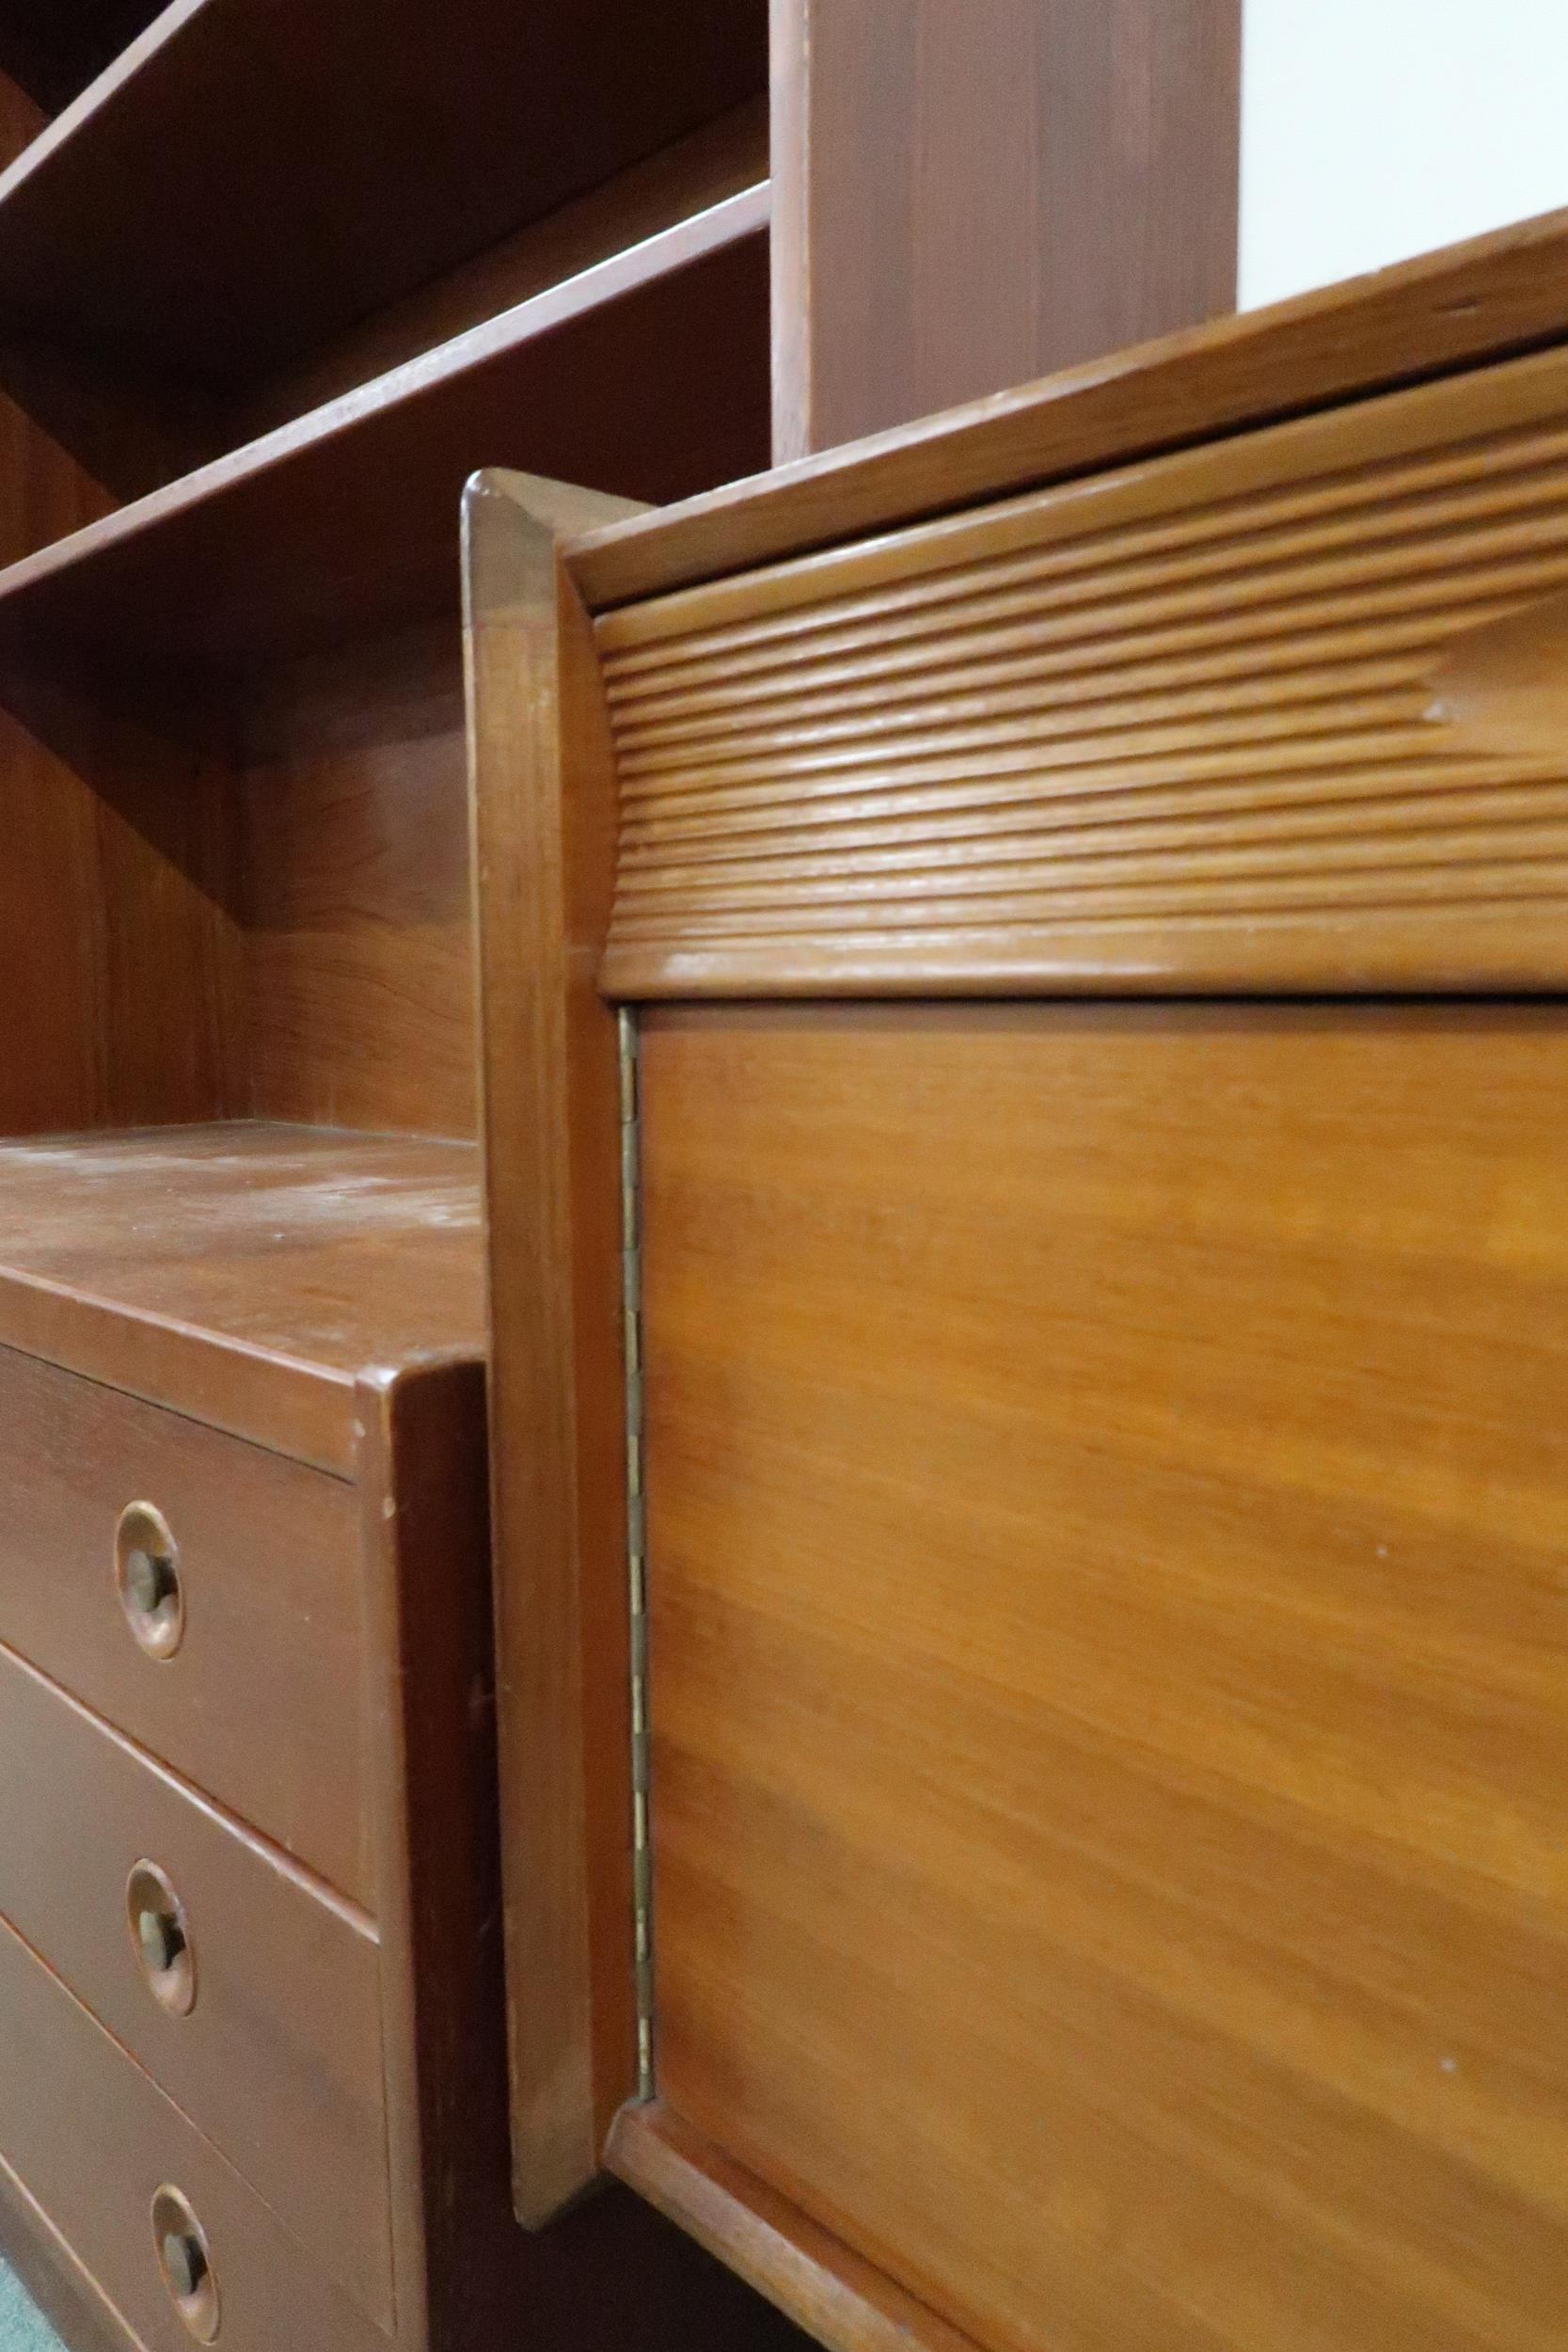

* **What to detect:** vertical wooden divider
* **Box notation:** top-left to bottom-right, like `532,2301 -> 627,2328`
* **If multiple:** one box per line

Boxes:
463,468 -> 648,2228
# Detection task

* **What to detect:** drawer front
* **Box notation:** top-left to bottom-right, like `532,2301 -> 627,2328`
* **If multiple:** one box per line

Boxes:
0,1639 -> 392,2328
0,1907 -> 387,2352
0,1342 -> 371,1904
596,342 -> 1568,999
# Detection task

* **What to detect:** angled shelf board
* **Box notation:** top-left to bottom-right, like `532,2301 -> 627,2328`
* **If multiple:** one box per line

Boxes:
0,183 -> 770,670
0,0 -> 765,385
0,0 -> 767,525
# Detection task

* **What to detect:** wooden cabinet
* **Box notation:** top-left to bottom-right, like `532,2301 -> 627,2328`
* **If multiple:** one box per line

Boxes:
0,4 -> 1241,2345
470,213 -> 1568,2351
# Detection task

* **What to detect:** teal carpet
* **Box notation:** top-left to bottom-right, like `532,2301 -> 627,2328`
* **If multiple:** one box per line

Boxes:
0,2261 -> 65,2351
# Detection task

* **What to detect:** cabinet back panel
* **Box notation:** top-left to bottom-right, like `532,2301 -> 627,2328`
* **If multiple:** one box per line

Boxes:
639,999 -> 1568,2352
238,627 -> 475,1136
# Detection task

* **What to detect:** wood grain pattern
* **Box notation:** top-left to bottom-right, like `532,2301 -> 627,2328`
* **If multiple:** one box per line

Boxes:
570,200 -> 1568,610
0,1339 -> 371,1902
0,190 -> 770,670
356,1359 -> 810,2351
637,1000 -> 1568,2352
240,97 -> 770,446
237,627 -> 477,1136
0,1908 -> 386,2352
596,341 -> 1568,993
0,1125 -> 483,1469
0,1638 -> 390,2324
770,0 -> 1239,463
610,2105 -> 985,2352
464,471 -> 646,2224
0,0 -> 766,394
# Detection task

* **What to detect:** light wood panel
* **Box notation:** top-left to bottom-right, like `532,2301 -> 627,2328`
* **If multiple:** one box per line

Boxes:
0,1126 -> 482,1469
610,2106 -> 984,2352
570,200 -> 1568,609
770,0 -> 1239,462
636,999 -> 1568,2352
595,341 -> 1568,994
0,1639 -> 389,2323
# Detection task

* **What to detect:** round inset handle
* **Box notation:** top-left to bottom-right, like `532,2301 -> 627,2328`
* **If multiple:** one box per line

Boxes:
116,1502 -> 184,1660
151,2185 -> 219,2343
127,1861 -> 197,2017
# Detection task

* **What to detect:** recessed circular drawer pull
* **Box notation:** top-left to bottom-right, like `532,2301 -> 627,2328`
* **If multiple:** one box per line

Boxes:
126,1861 -> 197,2017
151,2185 -> 220,2343
115,1502 -> 184,1660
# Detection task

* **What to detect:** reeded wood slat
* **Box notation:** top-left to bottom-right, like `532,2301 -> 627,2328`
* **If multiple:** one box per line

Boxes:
596,344 -> 1568,994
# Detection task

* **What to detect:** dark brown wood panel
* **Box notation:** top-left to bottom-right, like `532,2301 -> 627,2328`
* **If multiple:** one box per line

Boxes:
0,1909 -> 387,2352
0,1126 -> 483,1468
0,0 -> 767,392
239,98 -> 770,445
637,999 -> 1568,2352
0,1640 -> 390,2324
0,1341 -> 371,1900
771,0 -> 1240,461
0,198 -> 770,671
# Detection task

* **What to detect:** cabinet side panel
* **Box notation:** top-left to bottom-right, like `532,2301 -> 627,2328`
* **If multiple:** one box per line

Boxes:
771,0 -> 1240,461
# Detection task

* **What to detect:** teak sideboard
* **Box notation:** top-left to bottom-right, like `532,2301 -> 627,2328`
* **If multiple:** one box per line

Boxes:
0,6 -> 1244,2351
469,211 -> 1568,2352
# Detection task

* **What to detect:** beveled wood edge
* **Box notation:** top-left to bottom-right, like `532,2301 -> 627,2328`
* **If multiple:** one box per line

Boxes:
601,912 -> 1568,1002
607,2104 -> 987,2352
566,202 -> 1568,609
0,2146 -> 137,2352
464,469 -> 648,2228
356,1359 -> 495,2352
0,1277 -> 363,1476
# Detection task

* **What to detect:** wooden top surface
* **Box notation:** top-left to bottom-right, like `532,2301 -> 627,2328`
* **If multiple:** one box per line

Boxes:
0,1123 -> 483,1472
567,203 -> 1568,610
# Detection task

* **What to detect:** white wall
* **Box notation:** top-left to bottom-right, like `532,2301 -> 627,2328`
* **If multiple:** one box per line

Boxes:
1240,0 -> 1568,310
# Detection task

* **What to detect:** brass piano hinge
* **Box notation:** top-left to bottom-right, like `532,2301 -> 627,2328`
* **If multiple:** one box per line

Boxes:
618,1007 -> 656,2100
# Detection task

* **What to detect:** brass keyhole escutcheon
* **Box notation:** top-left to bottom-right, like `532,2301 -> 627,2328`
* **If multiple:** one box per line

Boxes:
116,1502 -> 184,1660
151,2186 -> 220,2343
127,1862 -> 197,2018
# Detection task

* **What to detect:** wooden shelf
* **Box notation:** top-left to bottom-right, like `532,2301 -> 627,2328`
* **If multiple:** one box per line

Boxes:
0,1123 -> 483,1470
0,0 -> 766,393
0,183 -> 770,671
